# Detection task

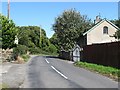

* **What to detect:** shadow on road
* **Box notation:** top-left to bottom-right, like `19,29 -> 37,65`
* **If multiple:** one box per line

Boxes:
45,56 -> 59,59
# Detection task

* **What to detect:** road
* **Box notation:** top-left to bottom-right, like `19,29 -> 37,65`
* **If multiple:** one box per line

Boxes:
23,56 -> 118,88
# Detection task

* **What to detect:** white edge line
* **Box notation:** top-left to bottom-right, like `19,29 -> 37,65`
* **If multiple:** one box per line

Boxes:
45,59 -> 49,63
51,66 -> 68,79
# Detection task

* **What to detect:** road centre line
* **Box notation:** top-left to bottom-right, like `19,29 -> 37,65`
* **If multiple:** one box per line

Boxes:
45,59 -> 49,64
51,65 -> 68,80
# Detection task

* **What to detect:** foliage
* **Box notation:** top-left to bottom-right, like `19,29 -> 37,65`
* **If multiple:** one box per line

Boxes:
18,26 -> 40,48
40,36 -> 50,49
53,9 -> 92,51
111,19 -> 120,39
0,14 -> 18,49
74,61 -> 119,81
17,26 -> 57,55
115,30 -> 120,39
111,19 -> 120,28
0,14 -> 58,55
29,47 -> 42,54
21,54 -> 30,62
0,83 -> 9,89
13,44 -> 28,56
44,44 -> 57,54
18,26 -> 52,49
49,33 -> 60,51
13,44 -> 28,60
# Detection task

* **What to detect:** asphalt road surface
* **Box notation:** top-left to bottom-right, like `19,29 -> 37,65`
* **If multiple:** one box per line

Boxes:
23,56 -> 118,89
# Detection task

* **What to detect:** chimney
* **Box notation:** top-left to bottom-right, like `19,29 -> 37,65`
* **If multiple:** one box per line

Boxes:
94,16 -> 101,24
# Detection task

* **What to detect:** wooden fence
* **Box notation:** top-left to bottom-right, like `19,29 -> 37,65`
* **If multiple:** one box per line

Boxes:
59,50 -> 71,60
82,41 -> 120,68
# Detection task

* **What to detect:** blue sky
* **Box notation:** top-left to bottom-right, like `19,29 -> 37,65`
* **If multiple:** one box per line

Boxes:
1,2 -> 119,38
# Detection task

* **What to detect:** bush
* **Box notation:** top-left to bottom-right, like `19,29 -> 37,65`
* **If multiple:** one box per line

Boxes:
13,45 -> 28,60
43,44 -> 57,54
21,54 -> 30,62
48,44 -> 57,54
29,47 -> 42,54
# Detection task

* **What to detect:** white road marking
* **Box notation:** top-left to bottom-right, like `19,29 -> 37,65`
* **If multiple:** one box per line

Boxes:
51,66 -> 68,79
45,59 -> 49,64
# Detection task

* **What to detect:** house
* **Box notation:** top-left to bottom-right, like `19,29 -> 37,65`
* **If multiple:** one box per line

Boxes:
79,16 -> 119,47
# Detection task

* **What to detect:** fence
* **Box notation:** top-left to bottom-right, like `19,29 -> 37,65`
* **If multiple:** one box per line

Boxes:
82,41 -> 120,68
59,50 -> 71,60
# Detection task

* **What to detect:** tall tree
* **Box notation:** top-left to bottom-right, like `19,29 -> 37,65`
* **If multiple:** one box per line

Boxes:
18,26 -> 50,49
111,19 -> 120,39
49,33 -> 60,50
1,14 -> 18,49
53,9 -> 92,51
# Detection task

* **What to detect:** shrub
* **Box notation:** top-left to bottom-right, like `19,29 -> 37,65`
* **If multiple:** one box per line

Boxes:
29,47 -> 42,54
13,45 -> 28,60
43,44 -> 57,54
48,44 -> 57,54
21,54 -> 30,62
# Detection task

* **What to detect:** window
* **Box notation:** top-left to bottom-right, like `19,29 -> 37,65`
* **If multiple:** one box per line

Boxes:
103,26 -> 108,34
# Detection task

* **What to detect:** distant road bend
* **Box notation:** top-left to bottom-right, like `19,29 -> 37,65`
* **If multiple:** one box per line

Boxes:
23,56 -> 118,89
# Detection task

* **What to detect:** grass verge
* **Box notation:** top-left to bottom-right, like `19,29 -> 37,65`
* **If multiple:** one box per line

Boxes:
0,83 -> 9,89
74,61 -> 120,81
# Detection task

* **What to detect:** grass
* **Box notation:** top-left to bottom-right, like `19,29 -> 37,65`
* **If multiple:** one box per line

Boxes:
21,54 -> 30,62
74,61 -> 120,81
0,83 -> 9,89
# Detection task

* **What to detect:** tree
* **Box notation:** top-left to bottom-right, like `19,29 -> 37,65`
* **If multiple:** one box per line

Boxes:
18,26 -> 40,48
115,30 -> 120,39
53,9 -> 92,51
18,26 -> 50,50
1,14 -> 18,49
18,26 -> 31,47
49,33 -> 60,50
111,19 -> 120,39
111,19 -> 120,28
39,29 -> 49,48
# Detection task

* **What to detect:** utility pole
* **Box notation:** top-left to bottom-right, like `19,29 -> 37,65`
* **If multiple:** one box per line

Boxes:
8,0 -> 10,19
39,26 -> 42,47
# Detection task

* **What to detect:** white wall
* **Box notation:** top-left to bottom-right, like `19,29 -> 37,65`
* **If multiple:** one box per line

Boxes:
87,20 -> 118,45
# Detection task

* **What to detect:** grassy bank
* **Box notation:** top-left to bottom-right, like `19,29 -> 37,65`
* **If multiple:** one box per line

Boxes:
74,61 -> 119,81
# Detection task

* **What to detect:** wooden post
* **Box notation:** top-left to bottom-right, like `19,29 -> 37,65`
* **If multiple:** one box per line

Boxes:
8,0 -> 10,19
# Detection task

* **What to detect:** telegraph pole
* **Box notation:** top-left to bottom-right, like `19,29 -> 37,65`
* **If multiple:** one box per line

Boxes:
8,0 -> 10,19
39,26 -> 42,48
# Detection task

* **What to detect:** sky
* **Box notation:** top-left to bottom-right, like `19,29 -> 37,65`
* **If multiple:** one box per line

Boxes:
118,1 -> 120,19
1,2 -> 119,38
